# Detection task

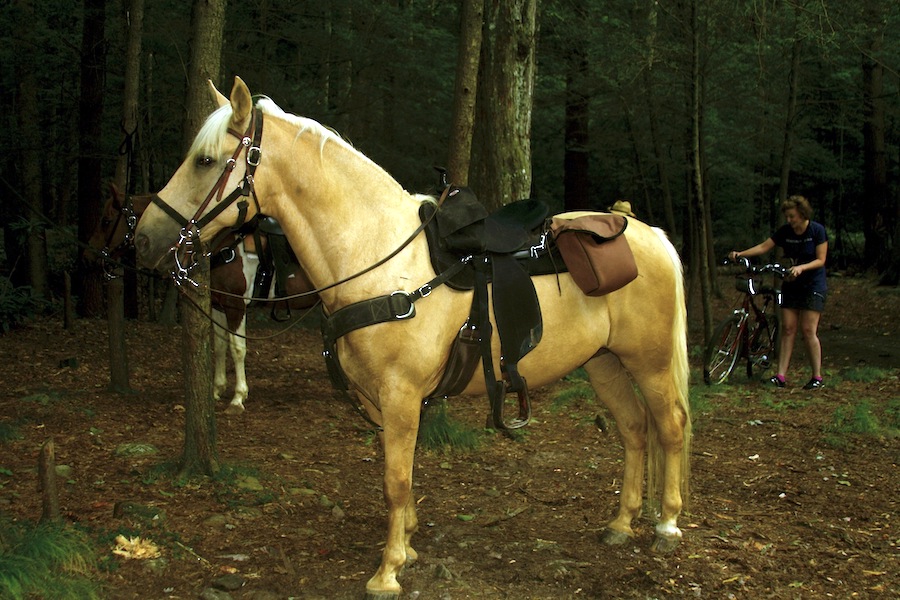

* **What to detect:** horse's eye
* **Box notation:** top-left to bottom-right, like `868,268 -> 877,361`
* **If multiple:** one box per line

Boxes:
196,156 -> 215,168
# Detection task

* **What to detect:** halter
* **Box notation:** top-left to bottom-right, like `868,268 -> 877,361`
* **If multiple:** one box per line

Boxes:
152,108 -> 264,287
99,194 -> 138,280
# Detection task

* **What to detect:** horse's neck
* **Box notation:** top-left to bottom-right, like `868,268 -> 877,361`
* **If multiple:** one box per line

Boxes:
271,138 -> 426,308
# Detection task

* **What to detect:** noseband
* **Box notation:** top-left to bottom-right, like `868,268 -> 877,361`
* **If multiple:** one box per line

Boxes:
153,108 -> 264,287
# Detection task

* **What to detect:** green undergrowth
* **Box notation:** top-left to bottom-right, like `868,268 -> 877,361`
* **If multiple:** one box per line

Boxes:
0,516 -> 100,600
418,400 -> 482,452
823,397 -> 900,448
839,365 -> 892,383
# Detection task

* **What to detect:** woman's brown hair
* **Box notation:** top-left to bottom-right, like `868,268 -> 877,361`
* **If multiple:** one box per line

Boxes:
781,195 -> 813,220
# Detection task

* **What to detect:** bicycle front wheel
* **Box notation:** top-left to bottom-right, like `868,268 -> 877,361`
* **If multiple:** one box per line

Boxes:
704,315 -> 743,385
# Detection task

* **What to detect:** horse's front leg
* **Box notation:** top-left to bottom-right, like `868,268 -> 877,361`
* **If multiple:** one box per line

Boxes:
224,315 -> 249,414
365,397 -> 421,600
212,310 -> 229,403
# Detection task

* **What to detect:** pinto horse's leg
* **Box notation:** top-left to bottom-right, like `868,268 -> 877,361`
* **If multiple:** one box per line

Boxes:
212,309 -> 229,403
583,352 -> 647,545
365,395 -> 421,599
224,315 -> 249,414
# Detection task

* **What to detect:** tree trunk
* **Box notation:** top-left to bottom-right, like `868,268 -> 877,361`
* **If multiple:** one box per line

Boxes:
106,0 -> 144,394
38,439 -> 61,523
689,0 -> 713,344
472,0 -> 537,209
76,0 -> 107,317
564,46 -> 590,211
642,2 -> 677,235
446,0 -> 483,185
106,277 -> 132,393
181,0 -> 226,154
176,0 -> 227,477
13,0 -> 49,300
862,48 -> 889,274
776,34 -> 802,222
178,250 -> 219,478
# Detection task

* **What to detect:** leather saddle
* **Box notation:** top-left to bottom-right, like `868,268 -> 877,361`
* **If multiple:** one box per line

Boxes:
420,186 -> 563,430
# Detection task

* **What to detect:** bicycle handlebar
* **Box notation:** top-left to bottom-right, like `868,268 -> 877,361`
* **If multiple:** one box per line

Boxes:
723,256 -> 791,278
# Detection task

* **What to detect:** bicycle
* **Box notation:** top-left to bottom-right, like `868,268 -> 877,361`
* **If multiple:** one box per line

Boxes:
703,257 -> 790,385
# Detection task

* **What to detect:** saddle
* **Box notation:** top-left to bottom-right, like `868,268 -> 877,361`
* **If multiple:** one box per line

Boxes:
420,186 -> 560,430
319,180 -> 639,432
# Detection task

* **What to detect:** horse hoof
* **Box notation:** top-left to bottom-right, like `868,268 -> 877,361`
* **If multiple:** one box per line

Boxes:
650,533 -> 681,554
599,528 -> 632,546
364,591 -> 400,600
224,403 -> 245,415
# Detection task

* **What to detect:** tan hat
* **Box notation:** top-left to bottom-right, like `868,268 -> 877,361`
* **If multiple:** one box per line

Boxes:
609,200 -> 636,217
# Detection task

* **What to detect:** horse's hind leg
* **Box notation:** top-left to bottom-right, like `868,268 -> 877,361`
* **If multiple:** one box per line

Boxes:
627,360 -> 690,553
583,352 -> 647,545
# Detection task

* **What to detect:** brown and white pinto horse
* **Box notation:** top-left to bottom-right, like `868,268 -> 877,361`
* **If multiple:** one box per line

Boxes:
134,77 -> 691,598
88,185 -> 316,413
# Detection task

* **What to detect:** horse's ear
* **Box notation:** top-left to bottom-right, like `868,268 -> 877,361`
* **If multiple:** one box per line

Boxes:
109,183 -> 122,208
208,79 -> 229,108
229,76 -> 253,126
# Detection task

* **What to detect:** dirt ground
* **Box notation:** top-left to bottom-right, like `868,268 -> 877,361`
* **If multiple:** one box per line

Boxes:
1,272 -> 897,599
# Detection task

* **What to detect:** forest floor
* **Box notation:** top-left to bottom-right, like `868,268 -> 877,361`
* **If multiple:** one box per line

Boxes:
0,271 -> 898,599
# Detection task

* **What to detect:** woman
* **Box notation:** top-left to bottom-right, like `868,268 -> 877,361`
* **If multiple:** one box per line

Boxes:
730,195 -> 828,389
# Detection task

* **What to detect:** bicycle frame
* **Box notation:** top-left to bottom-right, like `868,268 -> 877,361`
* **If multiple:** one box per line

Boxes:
704,259 -> 785,385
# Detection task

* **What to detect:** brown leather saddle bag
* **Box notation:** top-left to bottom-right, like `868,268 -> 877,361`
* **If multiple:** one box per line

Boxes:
549,214 -> 638,296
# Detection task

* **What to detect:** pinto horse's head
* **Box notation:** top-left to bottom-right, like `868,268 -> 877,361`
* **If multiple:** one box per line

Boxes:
135,76 -> 257,272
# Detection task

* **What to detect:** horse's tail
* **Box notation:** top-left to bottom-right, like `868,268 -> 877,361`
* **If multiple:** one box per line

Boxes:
645,227 -> 692,511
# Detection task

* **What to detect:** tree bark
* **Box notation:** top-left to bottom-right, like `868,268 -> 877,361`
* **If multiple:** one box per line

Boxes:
176,0 -> 227,477
564,46 -> 590,211
472,0 -> 538,209
776,34 -> 802,225
76,0 -> 108,317
689,0 -> 713,343
446,0 -> 483,185
862,42 -> 890,274
13,0 -> 49,300
181,0 -> 227,154
106,0 -> 144,394
38,439 -> 61,523
178,249 -> 219,478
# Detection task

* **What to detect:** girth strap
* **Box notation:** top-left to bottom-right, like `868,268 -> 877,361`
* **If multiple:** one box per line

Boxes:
321,259 -> 470,391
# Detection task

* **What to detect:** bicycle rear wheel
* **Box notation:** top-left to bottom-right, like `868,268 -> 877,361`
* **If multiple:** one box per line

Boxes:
704,315 -> 743,385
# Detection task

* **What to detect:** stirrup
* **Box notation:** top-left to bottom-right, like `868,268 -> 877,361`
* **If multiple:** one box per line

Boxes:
489,378 -> 532,430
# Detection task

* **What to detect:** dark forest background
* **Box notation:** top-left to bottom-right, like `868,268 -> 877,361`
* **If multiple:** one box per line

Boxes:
1,0 -> 899,325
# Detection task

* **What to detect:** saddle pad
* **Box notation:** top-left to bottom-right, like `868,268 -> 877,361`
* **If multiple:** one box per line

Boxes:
549,213 -> 638,296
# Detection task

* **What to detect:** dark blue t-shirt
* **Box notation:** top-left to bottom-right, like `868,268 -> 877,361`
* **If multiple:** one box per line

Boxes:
771,221 -> 827,294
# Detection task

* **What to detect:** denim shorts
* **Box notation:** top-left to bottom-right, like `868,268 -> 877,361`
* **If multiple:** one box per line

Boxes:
781,289 -> 826,312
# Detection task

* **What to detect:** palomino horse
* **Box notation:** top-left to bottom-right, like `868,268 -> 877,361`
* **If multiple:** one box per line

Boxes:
135,77 -> 691,598
88,185 -> 316,414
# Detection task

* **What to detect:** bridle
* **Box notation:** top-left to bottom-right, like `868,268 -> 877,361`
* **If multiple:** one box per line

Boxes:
152,108 -> 264,287
152,105 -> 447,305
98,194 -> 138,280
